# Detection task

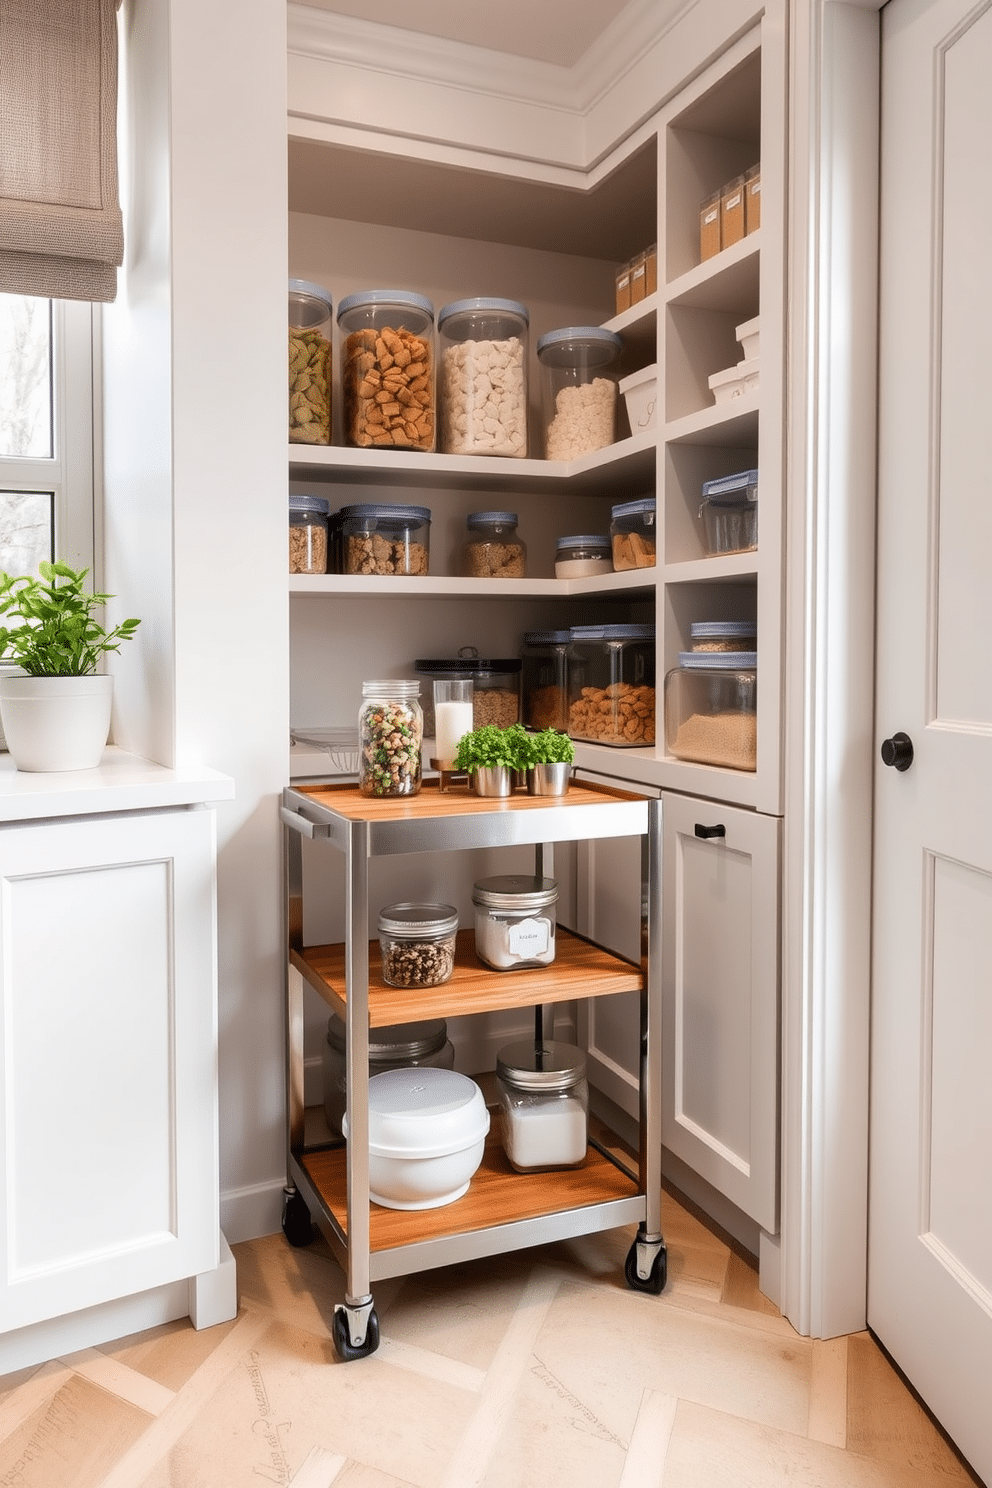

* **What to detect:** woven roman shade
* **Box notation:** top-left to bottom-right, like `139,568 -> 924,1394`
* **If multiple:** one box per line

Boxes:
0,0 -> 123,303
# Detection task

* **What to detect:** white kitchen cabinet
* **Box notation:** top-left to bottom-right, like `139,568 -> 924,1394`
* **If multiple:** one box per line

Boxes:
0,751 -> 235,1366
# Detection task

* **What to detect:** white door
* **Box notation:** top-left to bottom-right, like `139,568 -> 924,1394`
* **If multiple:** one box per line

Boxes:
870,1 -> 992,1481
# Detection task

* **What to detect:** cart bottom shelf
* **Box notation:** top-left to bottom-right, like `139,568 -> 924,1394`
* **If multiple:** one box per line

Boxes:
299,1129 -> 642,1255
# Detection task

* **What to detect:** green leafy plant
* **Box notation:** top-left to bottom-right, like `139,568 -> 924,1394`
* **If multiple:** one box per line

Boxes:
0,561 -> 140,676
454,722 -> 531,773
525,728 -> 575,766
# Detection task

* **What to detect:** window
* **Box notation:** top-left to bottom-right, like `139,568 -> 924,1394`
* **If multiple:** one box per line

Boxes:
0,294 -> 96,578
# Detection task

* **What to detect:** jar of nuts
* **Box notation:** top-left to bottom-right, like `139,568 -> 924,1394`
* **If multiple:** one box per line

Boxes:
288,279 -> 333,445
567,623 -> 656,748
289,493 -> 330,574
460,511 -> 526,578
342,503 -> 431,576
358,679 -> 423,797
337,290 -> 436,452
377,903 -> 459,989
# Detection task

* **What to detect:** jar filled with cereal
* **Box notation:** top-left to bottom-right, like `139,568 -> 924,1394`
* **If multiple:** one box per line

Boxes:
289,493 -> 329,574
567,623 -> 656,748
358,679 -> 423,797
536,326 -> 621,460
337,290 -> 436,451
460,511 -> 526,578
288,279 -> 333,445
469,657 -> 522,729
438,298 -> 529,457
342,503 -> 431,576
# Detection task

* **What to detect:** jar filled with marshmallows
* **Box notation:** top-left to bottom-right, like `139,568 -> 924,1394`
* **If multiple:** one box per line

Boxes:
537,326 -> 621,460
438,298 -> 529,457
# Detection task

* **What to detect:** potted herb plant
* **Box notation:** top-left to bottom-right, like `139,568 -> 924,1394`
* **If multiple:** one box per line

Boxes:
453,722 -> 530,797
524,727 -> 575,796
0,561 -> 140,772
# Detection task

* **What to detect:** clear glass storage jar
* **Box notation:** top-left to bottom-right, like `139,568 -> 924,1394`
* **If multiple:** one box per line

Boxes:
611,497 -> 657,570
536,326 -> 622,460
358,678 -> 423,797
378,902 -> 459,988
470,657 -> 522,729
664,650 -> 757,771
460,511 -> 526,578
342,502 -> 431,575
567,623 -> 656,747
288,278 -> 333,445
414,656 -> 474,740
521,630 -> 572,732
438,297 -> 528,457
495,1040 -> 589,1171
699,469 -> 758,554
323,1015 -> 454,1137
289,493 -> 329,574
472,874 -> 558,971
337,290 -> 436,451
689,620 -> 757,653
554,534 -> 613,578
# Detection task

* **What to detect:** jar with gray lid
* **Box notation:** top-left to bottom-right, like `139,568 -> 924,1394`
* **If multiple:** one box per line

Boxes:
438,297 -> 529,457
322,1016 -> 454,1137
288,278 -> 332,445
378,902 -> 459,988
289,494 -> 329,574
460,511 -> 526,578
472,874 -> 558,971
337,290 -> 435,451
520,630 -> 572,732
495,1040 -> 588,1171
536,326 -> 621,459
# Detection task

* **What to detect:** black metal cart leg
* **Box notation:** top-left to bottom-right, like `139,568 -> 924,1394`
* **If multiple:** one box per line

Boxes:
281,1185 -> 315,1248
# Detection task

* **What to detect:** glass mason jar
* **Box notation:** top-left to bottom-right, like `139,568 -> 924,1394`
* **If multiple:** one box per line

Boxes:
472,874 -> 558,971
337,290 -> 436,451
322,1015 -> 454,1137
520,629 -> 572,732
288,493 -> 329,574
460,511 -> 526,578
358,679 -> 423,797
438,297 -> 529,457
554,533 -> 613,578
378,902 -> 459,988
495,1040 -> 589,1171
537,326 -> 622,460
288,278 -> 333,445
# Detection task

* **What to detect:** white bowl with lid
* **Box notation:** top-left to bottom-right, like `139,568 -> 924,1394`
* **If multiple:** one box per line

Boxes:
342,1066 -> 490,1209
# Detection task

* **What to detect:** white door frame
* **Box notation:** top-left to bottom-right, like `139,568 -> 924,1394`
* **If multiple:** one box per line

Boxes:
780,0 -> 884,1338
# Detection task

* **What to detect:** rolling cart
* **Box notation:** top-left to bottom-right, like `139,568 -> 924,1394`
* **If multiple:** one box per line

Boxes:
280,777 -> 666,1361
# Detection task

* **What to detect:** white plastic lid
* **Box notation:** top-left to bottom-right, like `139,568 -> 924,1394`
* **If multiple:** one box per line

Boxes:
342,1067 -> 490,1157
337,289 -> 434,321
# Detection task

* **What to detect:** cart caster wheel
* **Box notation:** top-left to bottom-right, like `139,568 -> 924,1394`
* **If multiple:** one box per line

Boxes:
281,1188 -> 314,1248
332,1301 -> 380,1361
625,1230 -> 667,1294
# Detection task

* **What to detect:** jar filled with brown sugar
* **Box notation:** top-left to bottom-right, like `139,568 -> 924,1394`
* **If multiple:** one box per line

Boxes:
664,650 -> 757,771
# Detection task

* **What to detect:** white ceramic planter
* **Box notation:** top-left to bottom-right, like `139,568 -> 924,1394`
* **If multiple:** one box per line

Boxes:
0,673 -> 113,772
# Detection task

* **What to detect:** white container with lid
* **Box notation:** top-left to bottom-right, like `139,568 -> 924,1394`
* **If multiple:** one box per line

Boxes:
377,902 -> 459,988
337,290 -> 436,451
708,357 -> 760,404
438,297 -> 529,457
472,874 -> 558,970
288,278 -> 333,445
495,1040 -> 589,1172
322,1016 -> 454,1136
342,1067 -> 489,1209
619,363 -> 658,434
735,315 -> 760,360
536,326 -> 622,460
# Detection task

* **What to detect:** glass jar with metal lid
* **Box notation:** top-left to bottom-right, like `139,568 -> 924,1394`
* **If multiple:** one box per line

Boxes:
337,290 -> 436,451
536,326 -> 622,459
495,1040 -> 589,1171
460,511 -> 526,578
438,297 -> 529,457
472,874 -> 558,971
520,630 -> 573,732
358,679 -> 423,797
288,278 -> 333,445
378,902 -> 459,988
322,1015 -> 455,1137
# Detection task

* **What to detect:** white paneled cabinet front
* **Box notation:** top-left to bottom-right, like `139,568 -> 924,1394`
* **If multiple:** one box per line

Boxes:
0,806 -> 219,1334
662,792 -> 780,1232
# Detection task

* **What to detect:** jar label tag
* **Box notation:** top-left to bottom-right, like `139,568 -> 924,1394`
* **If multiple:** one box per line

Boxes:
508,916 -> 551,957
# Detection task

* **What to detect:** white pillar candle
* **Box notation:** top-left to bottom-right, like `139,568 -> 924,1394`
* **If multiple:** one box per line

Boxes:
435,699 -> 474,764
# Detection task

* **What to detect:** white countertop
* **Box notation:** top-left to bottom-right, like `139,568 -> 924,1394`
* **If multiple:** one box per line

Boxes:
0,746 -> 234,823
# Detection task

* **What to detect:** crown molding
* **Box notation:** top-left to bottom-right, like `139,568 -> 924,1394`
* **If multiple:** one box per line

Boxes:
287,0 -> 695,118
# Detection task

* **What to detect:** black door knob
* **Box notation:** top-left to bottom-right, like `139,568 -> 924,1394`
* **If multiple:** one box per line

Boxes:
880,731 -> 914,771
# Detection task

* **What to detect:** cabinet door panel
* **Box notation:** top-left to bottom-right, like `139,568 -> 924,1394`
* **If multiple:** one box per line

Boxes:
662,792 -> 779,1231
0,808 -> 219,1332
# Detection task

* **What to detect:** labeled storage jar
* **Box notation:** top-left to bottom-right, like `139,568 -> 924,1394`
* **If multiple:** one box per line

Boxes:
460,511 -> 526,578
289,493 -> 329,574
378,902 -> 459,988
496,1040 -> 589,1171
438,298 -> 528,457
699,469 -> 758,554
337,290 -> 435,451
568,623 -> 656,747
664,651 -> 757,771
689,619 -> 757,652
472,874 -> 558,971
322,1016 -> 454,1137
288,279 -> 333,445
342,502 -> 431,575
554,534 -> 613,578
537,326 -> 622,460
358,679 -> 423,797
521,630 -> 572,732
611,497 -> 657,570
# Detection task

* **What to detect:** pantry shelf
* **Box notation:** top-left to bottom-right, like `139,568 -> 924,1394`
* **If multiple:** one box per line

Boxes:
665,232 -> 761,312
288,567 -> 655,598
665,398 -> 759,447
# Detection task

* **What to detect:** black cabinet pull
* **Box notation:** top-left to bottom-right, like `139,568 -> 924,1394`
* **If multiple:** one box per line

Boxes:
880,731 -> 914,771
694,823 -> 726,839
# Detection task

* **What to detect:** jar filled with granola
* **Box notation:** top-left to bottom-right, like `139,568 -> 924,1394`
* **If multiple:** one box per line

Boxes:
342,503 -> 431,576
289,494 -> 329,574
358,679 -> 423,797
460,512 -> 526,578
337,290 -> 435,451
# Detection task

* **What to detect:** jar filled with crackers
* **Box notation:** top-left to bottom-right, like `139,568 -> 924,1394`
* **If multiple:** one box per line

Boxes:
567,623 -> 656,749
337,290 -> 436,452
610,497 -> 656,570
288,279 -> 333,445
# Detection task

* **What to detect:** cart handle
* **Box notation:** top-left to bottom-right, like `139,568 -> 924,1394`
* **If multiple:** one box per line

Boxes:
280,804 -> 331,839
